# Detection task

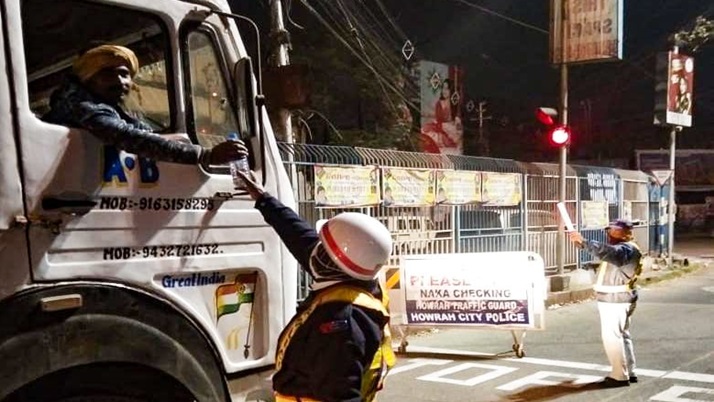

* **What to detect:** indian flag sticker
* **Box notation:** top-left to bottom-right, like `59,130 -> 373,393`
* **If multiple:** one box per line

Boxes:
215,273 -> 257,321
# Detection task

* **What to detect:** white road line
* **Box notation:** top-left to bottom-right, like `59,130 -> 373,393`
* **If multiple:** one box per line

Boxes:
664,371 -> 714,384
401,346 -> 714,383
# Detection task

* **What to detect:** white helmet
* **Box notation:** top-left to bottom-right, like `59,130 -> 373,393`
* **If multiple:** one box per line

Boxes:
318,212 -> 393,281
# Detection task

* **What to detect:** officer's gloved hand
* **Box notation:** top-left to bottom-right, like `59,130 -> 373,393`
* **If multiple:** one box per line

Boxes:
235,170 -> 265,201
568,231 -> 585,248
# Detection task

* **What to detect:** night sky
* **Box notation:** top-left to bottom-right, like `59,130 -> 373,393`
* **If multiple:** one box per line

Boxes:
232,1 -> 714,164
384,0 -> 714,162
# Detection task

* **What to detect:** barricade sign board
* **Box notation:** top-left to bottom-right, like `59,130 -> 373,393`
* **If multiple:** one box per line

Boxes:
390,252 -> 546,357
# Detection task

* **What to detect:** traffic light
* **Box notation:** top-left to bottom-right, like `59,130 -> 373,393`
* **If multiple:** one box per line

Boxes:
535,107 -> 571,147
549,125 -> 571,146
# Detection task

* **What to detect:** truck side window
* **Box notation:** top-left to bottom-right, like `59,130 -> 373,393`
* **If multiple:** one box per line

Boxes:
21,0 -> 173,132
184,29 -> 241,148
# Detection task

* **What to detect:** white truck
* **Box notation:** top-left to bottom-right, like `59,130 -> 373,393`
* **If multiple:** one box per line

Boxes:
0,0 -> 297,400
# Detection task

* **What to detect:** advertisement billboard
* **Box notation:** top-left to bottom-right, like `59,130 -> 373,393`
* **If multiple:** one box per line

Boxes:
654,51 -> 694,127
419,60 -> 464,155
636,150 -> 714,190
550,0 -> 624,64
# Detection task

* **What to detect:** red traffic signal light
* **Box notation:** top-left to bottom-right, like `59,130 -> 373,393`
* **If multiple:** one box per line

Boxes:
550,126 -> 570,146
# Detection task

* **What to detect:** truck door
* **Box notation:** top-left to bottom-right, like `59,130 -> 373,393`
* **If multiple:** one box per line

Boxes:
0,0 -> 31,300
10,0 -> 293,373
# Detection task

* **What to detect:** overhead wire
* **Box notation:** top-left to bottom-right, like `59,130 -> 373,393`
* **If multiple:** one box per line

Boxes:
298,0 -> 420,112
306,0 -> 419,110
448,0 -> 548,35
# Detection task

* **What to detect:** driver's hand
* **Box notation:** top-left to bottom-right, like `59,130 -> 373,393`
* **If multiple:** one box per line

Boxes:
235,170 -> 265,200
209,139 -> 249,165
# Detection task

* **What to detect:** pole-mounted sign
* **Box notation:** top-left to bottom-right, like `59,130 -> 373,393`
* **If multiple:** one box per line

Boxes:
550,0 -> 624,64
654,51 -> 694,127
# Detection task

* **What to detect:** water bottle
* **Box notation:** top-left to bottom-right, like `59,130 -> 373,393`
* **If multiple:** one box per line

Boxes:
226,132 -> 249,189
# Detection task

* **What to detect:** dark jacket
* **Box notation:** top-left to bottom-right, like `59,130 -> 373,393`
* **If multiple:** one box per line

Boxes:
43,76 -> 205,164
255,194 -> 387,402
584,239 -> 642,303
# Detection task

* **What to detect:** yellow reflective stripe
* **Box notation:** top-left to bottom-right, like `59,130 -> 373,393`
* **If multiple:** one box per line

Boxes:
275,392 -> 321,402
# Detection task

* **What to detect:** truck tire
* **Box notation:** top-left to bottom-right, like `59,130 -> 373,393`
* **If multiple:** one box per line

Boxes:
3,363 -> 195,402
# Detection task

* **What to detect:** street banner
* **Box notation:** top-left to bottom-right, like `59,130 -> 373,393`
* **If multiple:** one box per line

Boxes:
435,170 -> 482,205
482,172 -> 522,206
581,200 -> 609,229
550,0 -> 624,64
313,165 -> 380,208
382,168 -> 436,207
654,51 -> 694,127
398,252 -> 546,329
418,60 -> 464,155
573,166 -> 619,205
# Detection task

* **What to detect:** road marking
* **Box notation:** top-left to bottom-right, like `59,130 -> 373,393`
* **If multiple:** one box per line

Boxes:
417,363 -> 517,386
388,358 -> 451,376
664,372 -> 714,384
650,385 -> 714,402
400,346 -> 713,383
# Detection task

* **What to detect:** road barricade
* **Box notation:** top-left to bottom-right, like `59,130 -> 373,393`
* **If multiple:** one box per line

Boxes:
389,251 -> 547,358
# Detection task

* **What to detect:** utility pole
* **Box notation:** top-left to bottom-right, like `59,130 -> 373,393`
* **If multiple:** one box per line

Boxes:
668,125 -> 677,264
556,0 -> 569,276
269,0 -> 293,144
667,47 -> 679,265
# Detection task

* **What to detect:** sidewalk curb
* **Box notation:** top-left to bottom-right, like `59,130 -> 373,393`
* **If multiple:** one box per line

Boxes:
545,263 -> 704,307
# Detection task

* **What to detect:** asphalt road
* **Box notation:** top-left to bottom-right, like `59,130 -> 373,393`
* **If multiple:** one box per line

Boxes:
380,261 -> 714,402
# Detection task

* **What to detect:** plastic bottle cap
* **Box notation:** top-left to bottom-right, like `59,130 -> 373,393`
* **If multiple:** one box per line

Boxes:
227,132 -> 239,140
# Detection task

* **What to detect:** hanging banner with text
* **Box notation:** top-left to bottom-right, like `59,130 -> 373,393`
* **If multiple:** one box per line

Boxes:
550,0 -> 624,64
382,168 -> 436,207
435,170 -> 482,205
313,165 -> 380,208
581,200 -> 609,229
398,252 -> 546,330
482,172 -> 522,206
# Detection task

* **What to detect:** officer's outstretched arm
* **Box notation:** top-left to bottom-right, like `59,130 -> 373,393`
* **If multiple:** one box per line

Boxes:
584,240 -> 634,266
237,170 -> 319,267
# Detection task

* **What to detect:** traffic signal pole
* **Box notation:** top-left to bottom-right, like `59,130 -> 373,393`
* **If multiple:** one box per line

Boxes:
556,0 -> 568,276
557,63 -> 568,276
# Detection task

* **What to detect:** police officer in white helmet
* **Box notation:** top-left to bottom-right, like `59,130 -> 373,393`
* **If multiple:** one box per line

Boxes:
236,171 -> 395,402
569,219 -> 643,388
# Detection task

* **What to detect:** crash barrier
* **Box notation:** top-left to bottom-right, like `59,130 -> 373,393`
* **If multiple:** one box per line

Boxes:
389,252 -> 546,357
278,142 -> 671,300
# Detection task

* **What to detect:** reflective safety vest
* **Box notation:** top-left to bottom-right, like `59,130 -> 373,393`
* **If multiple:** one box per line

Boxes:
594,241 -> 644,293
275,284 -> 396,402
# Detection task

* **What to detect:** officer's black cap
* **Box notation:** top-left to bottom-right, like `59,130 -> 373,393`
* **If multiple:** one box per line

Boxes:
607,219 -> 634,230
